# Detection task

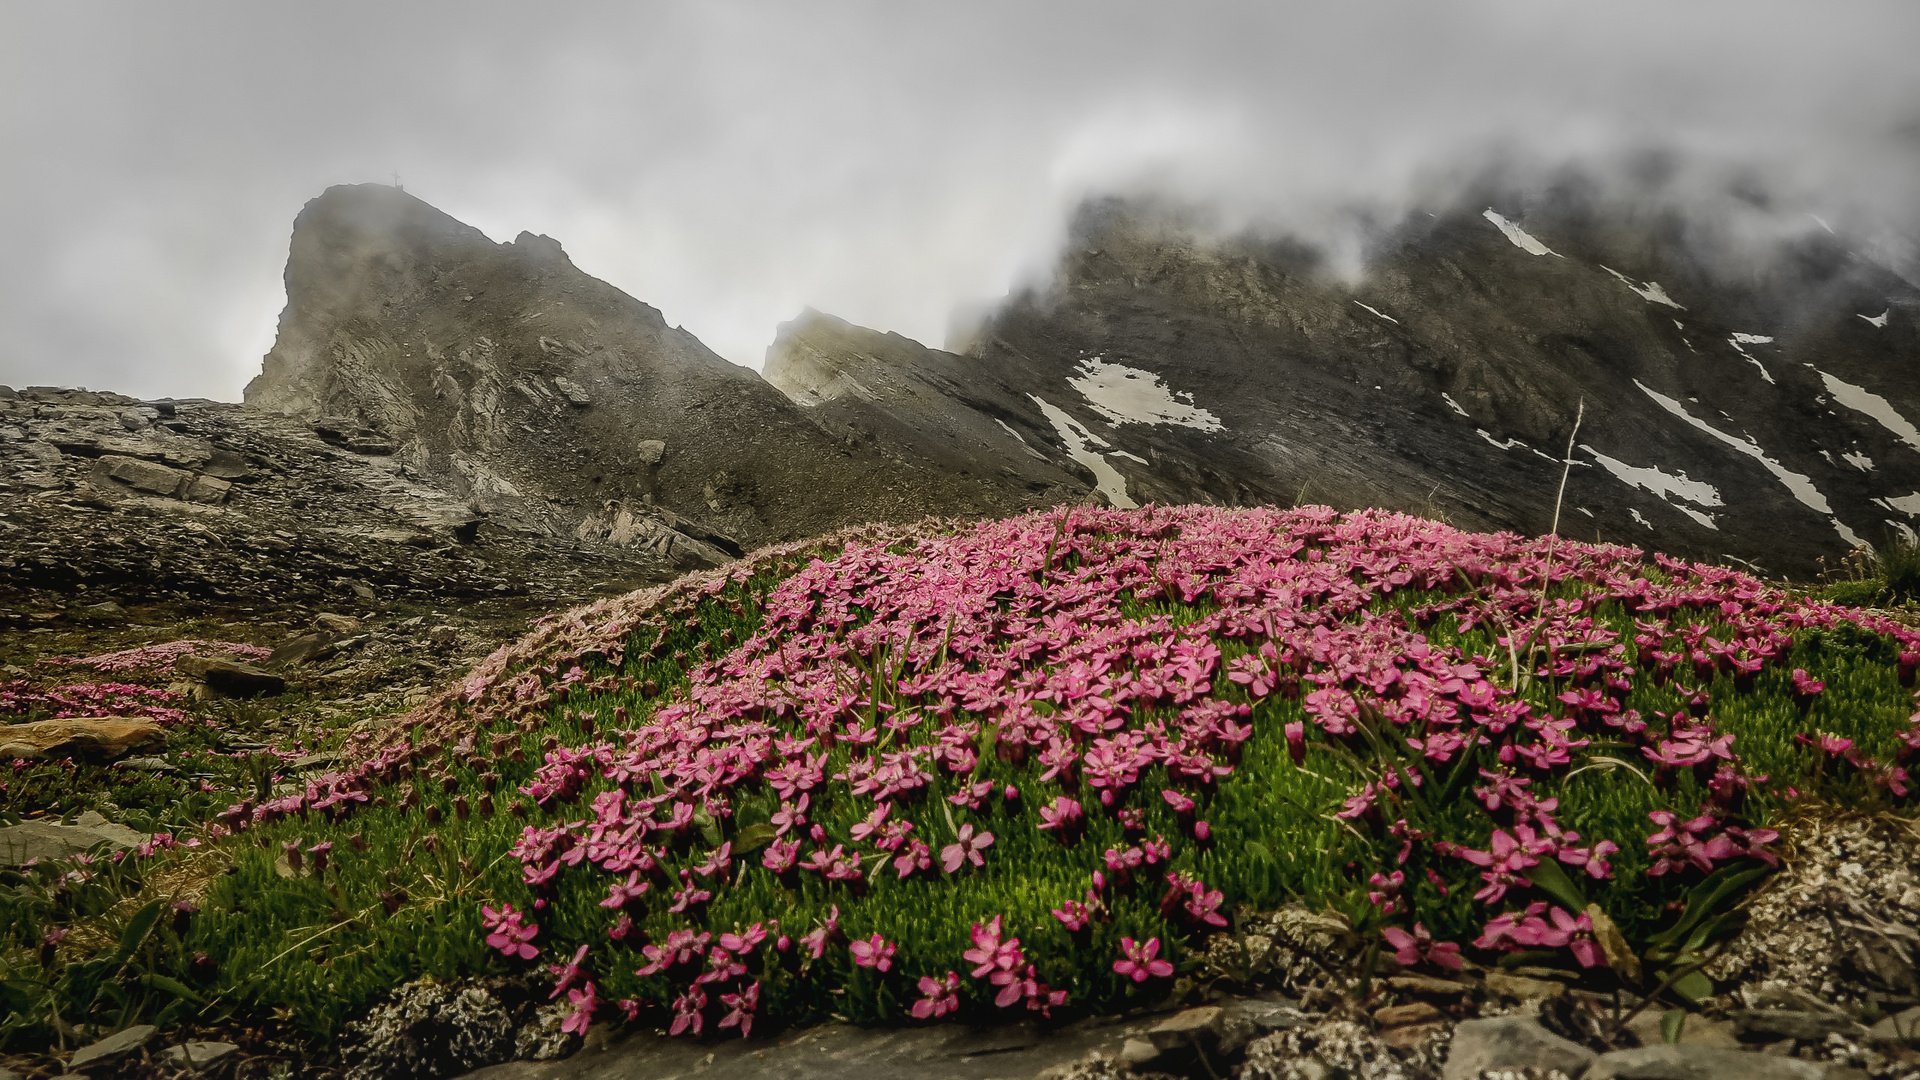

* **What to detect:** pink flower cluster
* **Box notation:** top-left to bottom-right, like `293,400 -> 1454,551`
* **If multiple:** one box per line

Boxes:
212,504 -> 1920,1032
0,679 -> 191,727
39,639 -> 272,674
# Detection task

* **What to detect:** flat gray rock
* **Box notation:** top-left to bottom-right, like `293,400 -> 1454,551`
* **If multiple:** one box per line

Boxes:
162,1040 -> 240,1067
0,815 -> 148,865
455,1015 -> 1161,1080
68,1024 -> 156,1070
1441,1015 -> 1596,1080
1586,1045 -> 1826,1080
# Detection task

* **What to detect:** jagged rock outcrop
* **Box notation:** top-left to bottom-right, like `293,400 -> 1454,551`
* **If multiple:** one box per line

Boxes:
244,184 -> 1071,549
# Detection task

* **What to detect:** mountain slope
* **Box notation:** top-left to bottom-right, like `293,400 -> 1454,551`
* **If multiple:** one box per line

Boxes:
243,185 -> 1076,549
775,197 -> 1920,575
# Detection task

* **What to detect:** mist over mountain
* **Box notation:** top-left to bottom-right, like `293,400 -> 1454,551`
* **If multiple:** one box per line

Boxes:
5,3 -> 1920,397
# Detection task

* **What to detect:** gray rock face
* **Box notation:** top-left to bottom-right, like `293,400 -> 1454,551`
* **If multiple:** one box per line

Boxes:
1440,1015 -> 1597,1080
1586,1044 -> 1827,1080
243,185 -> 1065,550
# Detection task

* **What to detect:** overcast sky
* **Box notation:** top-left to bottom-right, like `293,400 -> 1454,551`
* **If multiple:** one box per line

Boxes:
3,1 -> 1917,400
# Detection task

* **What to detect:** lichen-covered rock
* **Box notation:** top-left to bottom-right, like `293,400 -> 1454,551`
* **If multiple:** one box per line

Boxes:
338,976 -> 555,1080
1240,1018 -> 1441,1080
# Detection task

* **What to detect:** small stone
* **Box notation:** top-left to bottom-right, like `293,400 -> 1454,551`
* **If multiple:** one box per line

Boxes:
67,1024 -> 157,1070
1729,1009 -> 1864,1042
1442,1015 -> 1597,1080
636,439 -> 666,466
1626,1012 -> 1742,1050
312,612 -> 363,634
162,1041 -> 239,1067
1388,975 -> 1475,995
1586,1044 -> 1825,1080
1375,1000 -> 1449,1049
1148,1005 -> 1224,1051
1484,969 -> 1567,1001
1119,1037 -> 1161,1067
553,376 -> 592,406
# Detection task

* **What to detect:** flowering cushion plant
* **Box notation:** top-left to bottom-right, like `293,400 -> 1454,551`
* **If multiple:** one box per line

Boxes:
187,506 -> 1920,1038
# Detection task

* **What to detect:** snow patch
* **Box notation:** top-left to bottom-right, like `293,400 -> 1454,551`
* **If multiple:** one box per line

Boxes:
1067,359 -> 1223,432
1878,492 -> 1920,515
1630,508 -> 1654,530
1482,210 -> 1560,257
1029,395 -> 1136,509
1600,266 -> 1684,309
1582,445 -> 1721,531
994,419 -> 1049,461
1111,449 -> 1150,464
1353,301 -> 1400,325
1808,366 -> 1920,455
1576,507 -> 1593,518
1889,520 -> 1918,544
1859,310 -> 1890,329
1441,393 -> 1469,417
1842,450 -> 1873,472
1725,335 -> 1775,384
1636,379 -> 1859,545
1476,429 -> 1527,451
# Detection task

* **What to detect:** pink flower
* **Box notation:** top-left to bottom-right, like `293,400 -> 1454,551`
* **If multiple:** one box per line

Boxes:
482,904 -> 539,960
962,916 -> 1025,982
1112,936 -> 1173,982
547,944 -> 590,999
560,981 -> 598,1037
912,971 -> 962,1018
941,824 -> 994,874
849,932 -> 896,971
669,987 -> 707,1036
1036,796 -> 1084,838
1381,924 -> 1462,972
718,981 -> 760,1038
894,839 -> 931,878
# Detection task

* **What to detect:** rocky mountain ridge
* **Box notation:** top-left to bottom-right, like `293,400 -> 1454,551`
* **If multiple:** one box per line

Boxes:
772,197 -> 1920,577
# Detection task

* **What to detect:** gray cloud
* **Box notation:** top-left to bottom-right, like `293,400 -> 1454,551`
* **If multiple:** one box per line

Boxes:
3,0 -> 1917,399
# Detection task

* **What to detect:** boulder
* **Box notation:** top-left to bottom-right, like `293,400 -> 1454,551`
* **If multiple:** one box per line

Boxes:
312,612 -> 364,634
0,812 -> 149,865
266,631 -> 339,669
552,376 -> 592,406
636,439 -> 667,466
1441,1015 -> 1597,1080
0,716 -> 166,760
175,654 -> 287,697
100,453 -> 187,497
1586,1044 -> 1826,1080
184,474 -> 232,504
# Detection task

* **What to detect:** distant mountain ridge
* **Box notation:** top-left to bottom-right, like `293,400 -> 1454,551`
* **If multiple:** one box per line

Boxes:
239,183 -> 1920,577
772,195 -> 1920,576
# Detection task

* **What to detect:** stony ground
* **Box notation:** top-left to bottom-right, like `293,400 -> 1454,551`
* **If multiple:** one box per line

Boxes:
4,386 -> 1920,1080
